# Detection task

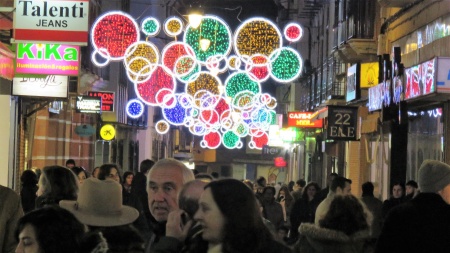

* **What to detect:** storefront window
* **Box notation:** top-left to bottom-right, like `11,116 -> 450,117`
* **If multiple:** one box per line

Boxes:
406,108 -> 444,180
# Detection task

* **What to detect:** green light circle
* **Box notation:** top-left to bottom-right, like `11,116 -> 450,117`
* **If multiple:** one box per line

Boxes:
270,48 -> 302,82
222,131 -> 239,148
225,72 -> 260,98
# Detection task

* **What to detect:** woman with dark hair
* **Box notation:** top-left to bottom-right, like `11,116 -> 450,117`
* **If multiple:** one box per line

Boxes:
35,165 -> 78,208
15,205 -> 85,253
70,166 -> 89,185
122,171 -> 134,194
193,178 -> 292,253
91,166 -> 100,178
276,185 -> 294,225
295,195 -> 370,253
289,182 -> 321,242
97,163 -> 121,183
20,170 -> 38,213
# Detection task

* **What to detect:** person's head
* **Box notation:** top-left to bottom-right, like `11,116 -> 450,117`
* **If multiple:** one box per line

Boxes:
123,171 -> 134,186
178,179 -> 207,219
70,166 -> 88,185
194,179 -> 272,251
391,182 -> 404,199
21,170 -> 38,187
287,181 -> 295,192
276,225 -> 289,242
15,205 -> 85,253
277,185 -> 293,202
195,173 -> 214,183
242,179 -> 254,191
65,159 -> 76,169
302,182 -> 320,200
330,176 -> 351,195
60,177 -> 139,227
319,195 -> 369,235
36,165 -> 78,204
262,186 -> 276,203
405,180 -> 418,195
327,173 -> 339,187
147,158 -> 195,222
98,164 -> 121,183
418,159 -> 450,204
256,176 -> 267,187
361,182 -> 375,197
139,159 -> 155,175
91,167 -> 100,178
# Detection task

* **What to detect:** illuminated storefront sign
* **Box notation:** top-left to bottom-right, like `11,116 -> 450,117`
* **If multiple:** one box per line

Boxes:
75,96 -> 101,113
368,83 -> 383,112
87,91 -> 114,112
99,124 -> 115,141
346,64 -> 360,102
16,43 -> 80,76
405,58 -> 436,100
0,43 -> 14,80
327,106 -> 358,141
287,112 -> 323,128
13,0 -> 89,44
360,62 -> 379,88
12,75 -> 68,98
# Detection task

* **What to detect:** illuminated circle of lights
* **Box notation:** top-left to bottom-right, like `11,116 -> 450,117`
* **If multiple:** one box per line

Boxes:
225,71 -> 260,98
184,15 -> 232,64
126,99 -> 145,118
91,11 -> 140,61
156,89 -> 177,108
227,55 -> 241,70
186,72 -> 222,99
245,54 -> 271,82
189,120 -> 208,136
201,131 -> 222,149
234,17 -> 282,59
91,48 -> 111,67
163,95 -> 187,126
199,109 -> 220,128
248,131 -> 268,149
164,17 -> 184,37
205,55 -> 228,75
269,47 -> 303,83
222,130 -> 242,149
233,121 -> 249,137
155,120 -> 170,134
123,41 -> 160,83
284,23 -> 303,42
134,65 -> 176,106
141,17 -> 160,37
174,55 -> 200,83
232,90 -> 256,112
161,42 -> 195,71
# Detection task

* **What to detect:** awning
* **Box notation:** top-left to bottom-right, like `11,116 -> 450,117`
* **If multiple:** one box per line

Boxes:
0,42 -> 14,58
311,107 -> 328,120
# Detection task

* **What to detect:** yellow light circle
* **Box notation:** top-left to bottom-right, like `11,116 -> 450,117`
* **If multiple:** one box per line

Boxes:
100,124 -> 116,141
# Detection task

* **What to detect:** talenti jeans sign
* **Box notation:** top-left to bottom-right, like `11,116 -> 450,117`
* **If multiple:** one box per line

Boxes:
12,75 -> 68,98
13,0 -> 89,44
16,43 -> 79,76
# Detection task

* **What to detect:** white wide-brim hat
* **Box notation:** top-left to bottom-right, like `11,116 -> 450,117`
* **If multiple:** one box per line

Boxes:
60,177 -> 139,227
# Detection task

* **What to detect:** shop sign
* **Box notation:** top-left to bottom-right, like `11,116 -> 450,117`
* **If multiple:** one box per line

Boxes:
436,57 -> 450,93
12,75 -> 68,98
13,0 -> 89,44
327,106 -> 358,141
360,62 -> 379,88
16,43 -> 80,76
262,145 -> 283,156
87,91 -> 114,112
75,96 -> 101,114
405,58 -> 436,100
274,157 -> 287,167
346,64 -> 360,102
99,124 -> 115,141
0,54 -> 14,80
368,83 -> 383,112
287,112 -> 323,128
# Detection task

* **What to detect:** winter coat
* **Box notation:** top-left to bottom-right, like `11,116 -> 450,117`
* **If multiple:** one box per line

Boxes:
0,185 -> 24,253
375,193 -> 450,253
295,223 -> 371,253
290,197 -> 320,239
360,195 -> 383,238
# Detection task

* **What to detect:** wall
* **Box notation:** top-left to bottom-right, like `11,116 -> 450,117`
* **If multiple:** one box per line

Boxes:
0,95 -> 12,187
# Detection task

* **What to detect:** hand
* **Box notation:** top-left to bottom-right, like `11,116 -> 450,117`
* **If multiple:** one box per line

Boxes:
166,210 -> 193,242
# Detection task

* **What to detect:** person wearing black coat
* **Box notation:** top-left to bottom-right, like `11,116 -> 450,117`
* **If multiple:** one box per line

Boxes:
375,160 -> 450,253
20,170 -> 38,213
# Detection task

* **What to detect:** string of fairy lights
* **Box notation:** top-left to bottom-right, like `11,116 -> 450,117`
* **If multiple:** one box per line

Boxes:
90,11 -> 303,149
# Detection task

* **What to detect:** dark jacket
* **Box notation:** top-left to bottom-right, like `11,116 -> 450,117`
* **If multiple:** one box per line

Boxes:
381,197 -> 404,220
375,193 -> 450,253
360,195 -> 383,238
295,223 -> 371,253
290,197 -> 320,239
20,184 -> 38,213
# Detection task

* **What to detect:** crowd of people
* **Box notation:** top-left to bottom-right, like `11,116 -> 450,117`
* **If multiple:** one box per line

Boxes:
1,158 -> 450,253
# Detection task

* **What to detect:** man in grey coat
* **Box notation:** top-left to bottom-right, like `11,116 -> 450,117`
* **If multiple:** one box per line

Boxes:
0,185 -> 24,253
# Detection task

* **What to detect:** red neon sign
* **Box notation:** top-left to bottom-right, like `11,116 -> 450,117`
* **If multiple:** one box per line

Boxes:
287,112 -> 323,128
88,91 -> 114,112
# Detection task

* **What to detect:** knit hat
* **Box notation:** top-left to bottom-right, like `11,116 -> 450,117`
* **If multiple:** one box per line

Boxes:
418,160 -> 450,193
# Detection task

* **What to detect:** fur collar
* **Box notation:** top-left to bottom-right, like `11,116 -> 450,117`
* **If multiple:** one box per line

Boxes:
299,223 -> 370,242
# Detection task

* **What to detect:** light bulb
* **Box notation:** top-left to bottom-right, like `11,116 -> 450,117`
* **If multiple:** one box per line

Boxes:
200,39 -> 210,51
189,14 -> 202,29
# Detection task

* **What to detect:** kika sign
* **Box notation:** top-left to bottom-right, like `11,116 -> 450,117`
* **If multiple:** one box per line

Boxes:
287,112 -> 323,128
16,43 -> 79,76
13,0 -> 89,44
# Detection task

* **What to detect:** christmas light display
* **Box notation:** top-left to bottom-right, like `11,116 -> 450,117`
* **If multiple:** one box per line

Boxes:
126,99 -> 145,118
90,12 -> 303,149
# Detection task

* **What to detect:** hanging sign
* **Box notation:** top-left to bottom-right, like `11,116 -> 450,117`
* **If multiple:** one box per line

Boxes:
88,91 -> 114,112
12,75 -> 68,98
16,43 -> 80,76
287,112 -> 323,128
75,96 -> 101,113
99,124 -> 116,141
13,0 -> 89,44
327,106 -> 358,141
